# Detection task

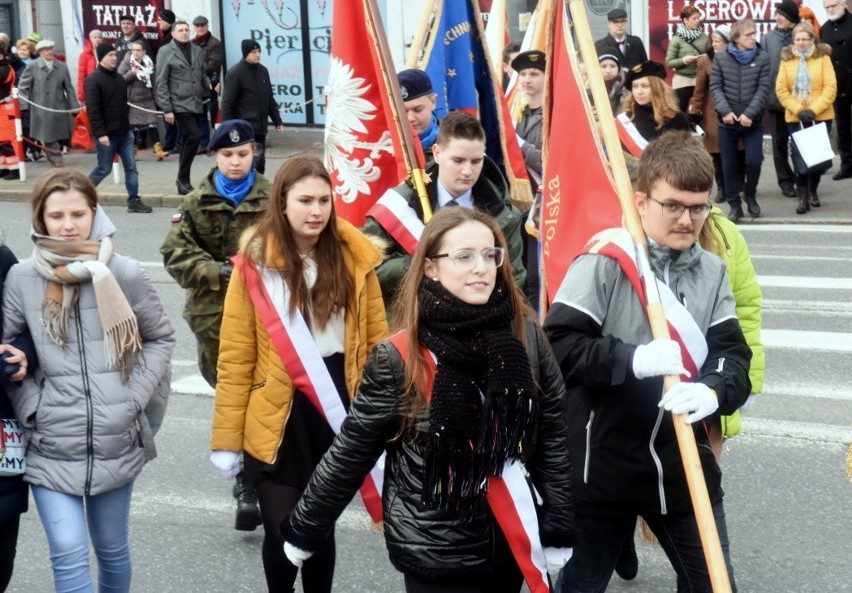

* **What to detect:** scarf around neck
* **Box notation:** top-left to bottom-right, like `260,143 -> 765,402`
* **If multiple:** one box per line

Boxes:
417,277 -> 536,515
677,25 -> 703,43
419,115 -> 440,152
728,42 -> 757,65
793,47 -> 813,103
30,208 -> 141,382
129,53 -> 154,88
214,169 -> 256,206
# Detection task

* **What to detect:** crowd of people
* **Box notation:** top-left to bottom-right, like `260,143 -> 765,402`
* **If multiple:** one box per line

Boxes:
10,1 -> 852,592
599,1 -> 850,220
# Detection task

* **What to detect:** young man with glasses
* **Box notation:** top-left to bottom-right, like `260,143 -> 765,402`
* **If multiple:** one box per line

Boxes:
362,111 -> 526,320
544,132 -> 751,593
595,8 -> 647,71
821,0 -> 852,179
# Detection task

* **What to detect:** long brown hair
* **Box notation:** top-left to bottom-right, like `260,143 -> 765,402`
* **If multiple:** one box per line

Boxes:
623,76 -> 681,129
31,169 -> 98,236
247,156 -> 353,329
391,207 -> 533,430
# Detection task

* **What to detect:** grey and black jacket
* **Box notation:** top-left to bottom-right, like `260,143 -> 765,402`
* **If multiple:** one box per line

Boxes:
544,239 -> 751,517
710,43 -> 771,127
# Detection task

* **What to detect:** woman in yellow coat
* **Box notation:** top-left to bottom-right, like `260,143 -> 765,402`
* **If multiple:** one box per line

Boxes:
776,21 -> 836,214
210,156 -> 387,593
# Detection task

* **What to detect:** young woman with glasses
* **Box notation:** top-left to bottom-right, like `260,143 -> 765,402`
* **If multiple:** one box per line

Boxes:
281,206 -> 577,593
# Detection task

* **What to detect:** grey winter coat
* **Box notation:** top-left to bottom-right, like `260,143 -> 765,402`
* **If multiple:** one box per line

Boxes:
763,27 -> 793,111
155,41 -> 206,115
709,43 -> 771,127
17,57 -> 79,143
118,52 -> 158,127
1,212 -> 175,496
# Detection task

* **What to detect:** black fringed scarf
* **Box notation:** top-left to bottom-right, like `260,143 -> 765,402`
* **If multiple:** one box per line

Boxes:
417,277 -> 536,516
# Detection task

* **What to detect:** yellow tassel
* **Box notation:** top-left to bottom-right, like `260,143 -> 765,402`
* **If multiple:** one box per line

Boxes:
846,441 -> 852,484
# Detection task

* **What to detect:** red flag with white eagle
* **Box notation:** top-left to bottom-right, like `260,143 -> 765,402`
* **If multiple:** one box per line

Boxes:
325,0 -> 408,227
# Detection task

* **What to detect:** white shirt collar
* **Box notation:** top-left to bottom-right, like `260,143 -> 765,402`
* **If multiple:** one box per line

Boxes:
437,182 -> 474,210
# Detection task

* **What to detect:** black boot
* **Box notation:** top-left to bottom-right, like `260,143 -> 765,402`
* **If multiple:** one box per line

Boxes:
796,186 -> 810,214
808,176 -> 821,207
743,195 -> 761,217
727,201 -> 743,223
234,474 -> 262,531
615,537 -> 639,580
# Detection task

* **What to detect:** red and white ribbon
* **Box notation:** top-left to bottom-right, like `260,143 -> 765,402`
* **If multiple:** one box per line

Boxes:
236,256 -> 385,522
367,188 -> 425,256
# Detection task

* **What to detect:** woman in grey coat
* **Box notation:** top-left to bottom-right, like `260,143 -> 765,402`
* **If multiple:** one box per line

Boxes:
2,169 -> 175,593
118,41 -> 166,157
17,40 -> 80,167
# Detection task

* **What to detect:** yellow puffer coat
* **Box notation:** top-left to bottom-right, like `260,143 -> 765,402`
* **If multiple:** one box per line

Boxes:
776,43 -> 837,123
210,219 -> 388,463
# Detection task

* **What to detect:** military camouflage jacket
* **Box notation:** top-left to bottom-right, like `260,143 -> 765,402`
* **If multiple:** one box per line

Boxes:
160,168 -> 270,318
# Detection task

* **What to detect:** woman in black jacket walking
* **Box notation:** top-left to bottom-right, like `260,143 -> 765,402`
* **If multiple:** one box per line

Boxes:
0,237 -> 35,592
282,207 -> 576,593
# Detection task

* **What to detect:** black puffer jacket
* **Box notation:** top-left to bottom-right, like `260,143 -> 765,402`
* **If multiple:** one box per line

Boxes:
84,65 -> 130,137
709,43 -> 771,127
0,244 -> 32,521
283,319 -> 576,581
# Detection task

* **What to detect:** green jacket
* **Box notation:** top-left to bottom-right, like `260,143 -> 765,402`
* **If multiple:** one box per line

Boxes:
160,169 -> 271,326
665,33 -> 710,79
362,157 -> 527,320
706,208 -> 765,438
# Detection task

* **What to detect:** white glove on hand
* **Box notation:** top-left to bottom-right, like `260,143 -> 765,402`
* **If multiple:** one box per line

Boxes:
209,450 -> 241,479
632,339 -> 689,380
544,546 -> 573,584
284,541 -> 314,568
660,382 -> 719,424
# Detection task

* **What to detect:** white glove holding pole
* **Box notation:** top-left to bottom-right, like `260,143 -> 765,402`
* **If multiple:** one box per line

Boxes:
632,339 -> 689,380
544,546 -> 573,584
284,541 -> 314,568
659,382 -> 719,423
209,450 -> 241,479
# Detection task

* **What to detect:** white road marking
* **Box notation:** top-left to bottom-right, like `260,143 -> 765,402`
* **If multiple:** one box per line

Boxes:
760,383 -> 852,402
758,276 -> 852,290
762,329 -> 852,352
171,374 -> 215,396
739,417 -> 852,445
741,224 -> 852,233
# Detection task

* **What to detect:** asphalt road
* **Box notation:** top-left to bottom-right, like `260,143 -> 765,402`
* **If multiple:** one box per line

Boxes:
1,197 -> 850,591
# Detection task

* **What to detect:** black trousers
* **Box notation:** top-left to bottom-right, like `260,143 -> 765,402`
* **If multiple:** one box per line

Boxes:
834,95 -> 852,172
174,111 -> 201,184
768,109 -> 794,186
254,133 -> 268,175
0,515 -> 21,591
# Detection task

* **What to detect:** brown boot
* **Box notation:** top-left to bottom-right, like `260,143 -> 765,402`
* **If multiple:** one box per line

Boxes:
152,142 -> 168,161
796,186 -> 810,214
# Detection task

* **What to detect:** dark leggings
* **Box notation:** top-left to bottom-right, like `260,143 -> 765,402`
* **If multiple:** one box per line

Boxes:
0,515 -> 20,592
256,481 -> 335,593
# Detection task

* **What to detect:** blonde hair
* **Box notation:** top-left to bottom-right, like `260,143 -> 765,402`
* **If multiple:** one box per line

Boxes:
623,76 -> 681,130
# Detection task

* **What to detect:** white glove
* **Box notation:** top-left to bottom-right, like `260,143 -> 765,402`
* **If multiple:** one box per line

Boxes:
739,394 -> 757,413
632,339 -> 689,380
660,382 -> 719,424
544,546 -> 573,584
515,132 -> 526,147
209,450 -> 241,479
284,541 -> 314,568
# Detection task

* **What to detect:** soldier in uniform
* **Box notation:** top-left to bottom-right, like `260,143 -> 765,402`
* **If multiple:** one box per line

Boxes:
160,119 -> 268,532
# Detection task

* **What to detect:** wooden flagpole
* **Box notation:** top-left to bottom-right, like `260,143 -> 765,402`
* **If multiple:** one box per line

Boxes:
567,1 -> 733,590
363,0 -> 433,221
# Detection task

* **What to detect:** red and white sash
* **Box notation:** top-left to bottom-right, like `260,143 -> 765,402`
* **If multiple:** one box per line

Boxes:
388,332 -> 551,593
616,113 -> 648,159
584,228 -> 708,375
367,188 -> 425,256
235,255 -> 385,523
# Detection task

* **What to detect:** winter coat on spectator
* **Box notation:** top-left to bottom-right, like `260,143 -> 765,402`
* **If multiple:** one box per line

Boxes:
220,59 -> 283,135
155,40 -> 206,115
84,64 -> 130,137
77,40 -> 97,102
118,51 -> 158,127
17,57 -> 79,143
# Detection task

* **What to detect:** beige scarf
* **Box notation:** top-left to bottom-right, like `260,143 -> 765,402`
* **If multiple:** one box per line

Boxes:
31,234 -> 141,383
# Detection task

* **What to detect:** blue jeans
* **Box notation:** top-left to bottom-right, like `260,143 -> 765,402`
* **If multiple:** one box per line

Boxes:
718,124 -> 764,206
556,501 -> 736,593
88,130 -> 139,201
32,482 -> 134,593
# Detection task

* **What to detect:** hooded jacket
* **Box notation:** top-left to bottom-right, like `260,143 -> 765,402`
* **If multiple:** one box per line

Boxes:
776,42 -> 837,123
283,319 -> 575,581
210,219 -> 387,462
2,211 -> 175,496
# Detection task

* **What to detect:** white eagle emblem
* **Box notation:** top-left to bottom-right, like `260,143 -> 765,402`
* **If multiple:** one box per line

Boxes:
229,129 -> 240,143
324,57 -> 394,204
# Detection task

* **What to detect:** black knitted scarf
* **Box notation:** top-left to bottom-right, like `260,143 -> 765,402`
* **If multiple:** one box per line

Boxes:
417,277 -> 536,515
